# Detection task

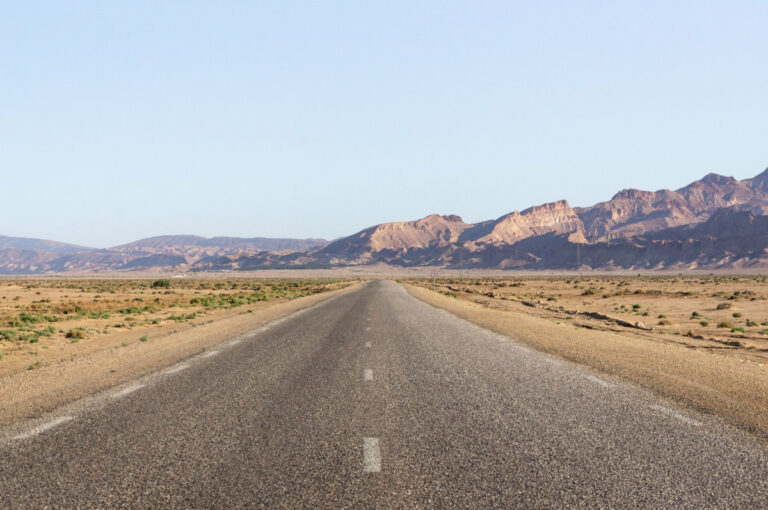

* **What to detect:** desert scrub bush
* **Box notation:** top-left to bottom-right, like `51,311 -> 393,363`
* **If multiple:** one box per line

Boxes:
151,279 -> 171,289
690,311 -> 700,318
89,311 -> 111,319
658,319 -> 672,326
658,314 -> 667,319
168,313 -> 197,322
746,320 -> 759,327
732,312 -> 742,318
18,312 -> 58,324
65,328 -> 87,340
716,303 -> 733,310
140,335 -> 148,342
0,330 -> 17,341
731,327 -> 746,333
717,321 -> 734,329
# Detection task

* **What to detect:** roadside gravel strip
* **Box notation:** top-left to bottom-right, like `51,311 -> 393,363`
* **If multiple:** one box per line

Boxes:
1,280 -> 767,507
404,283 -> 768,442
0,283 -> 359,426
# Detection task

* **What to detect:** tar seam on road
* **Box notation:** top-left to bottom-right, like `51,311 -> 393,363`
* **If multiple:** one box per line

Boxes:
364,369 -> 373,381
363,438 -> 381,473
12,416 -> 74,440
111,383 -> 145,399
650,404 -> 702,426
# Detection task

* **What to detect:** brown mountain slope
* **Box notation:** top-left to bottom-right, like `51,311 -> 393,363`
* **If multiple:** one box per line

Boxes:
576,170 -> 768,241
471,200 -> 586,246
317,214 -> 470,263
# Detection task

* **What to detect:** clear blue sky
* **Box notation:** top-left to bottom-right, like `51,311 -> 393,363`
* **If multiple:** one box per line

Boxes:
2,1 -> 766,248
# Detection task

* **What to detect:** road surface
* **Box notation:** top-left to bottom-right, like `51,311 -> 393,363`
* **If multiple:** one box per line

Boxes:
2,280 -> 767,508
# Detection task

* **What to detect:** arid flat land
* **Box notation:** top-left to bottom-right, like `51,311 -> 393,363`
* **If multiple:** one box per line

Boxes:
403,275 -> 768,440
0,277 -> 356,424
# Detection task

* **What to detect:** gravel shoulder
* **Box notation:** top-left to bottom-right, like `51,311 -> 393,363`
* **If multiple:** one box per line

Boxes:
404,283 -> 768,442
0,283 -> 359,426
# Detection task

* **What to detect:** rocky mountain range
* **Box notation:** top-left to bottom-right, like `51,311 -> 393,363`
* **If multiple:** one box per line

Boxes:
3,167 -> 768,273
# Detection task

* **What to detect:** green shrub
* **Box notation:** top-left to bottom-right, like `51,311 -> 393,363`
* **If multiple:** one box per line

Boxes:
717,321 -> 734,329
699,320 -> 709,327
731,327 -> 746,333
151,279 -> 171,289
732,312 -> 742,318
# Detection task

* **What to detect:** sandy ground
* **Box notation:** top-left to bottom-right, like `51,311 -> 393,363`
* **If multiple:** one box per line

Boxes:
0,283 -> 359,426
404,282 -> 768,442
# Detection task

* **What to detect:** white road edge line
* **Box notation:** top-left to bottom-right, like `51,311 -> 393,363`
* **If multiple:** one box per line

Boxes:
650,404 -> 702,426
584,374 -> 614,388
165,364 -> 190,375
365,341 -> 372,348
364,369 -> 373,381
111,383 -> 145,399
201,350 -> 220,358
363,437 -> 381,473
13,416 -> 74,441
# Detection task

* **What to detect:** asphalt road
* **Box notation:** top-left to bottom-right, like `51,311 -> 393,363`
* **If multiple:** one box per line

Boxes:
2,280 -> 768,508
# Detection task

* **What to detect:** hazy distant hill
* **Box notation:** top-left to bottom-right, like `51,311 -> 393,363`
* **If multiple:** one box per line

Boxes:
0,236 -> 92,254
113,235 -> 328,254
2,167 -> 768,273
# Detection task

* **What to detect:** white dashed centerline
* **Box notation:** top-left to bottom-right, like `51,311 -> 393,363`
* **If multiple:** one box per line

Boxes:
12,416 -> 74,441
650,404 -> 702,426
364,369 -> 373,381
111,383 -> 145,399
363,437 -> 381,473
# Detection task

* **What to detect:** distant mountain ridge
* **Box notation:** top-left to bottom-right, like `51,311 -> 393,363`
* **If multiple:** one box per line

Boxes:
2,167 -> 768,273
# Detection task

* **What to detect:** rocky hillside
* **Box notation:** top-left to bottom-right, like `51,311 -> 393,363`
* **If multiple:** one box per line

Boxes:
2,167 -> 767,273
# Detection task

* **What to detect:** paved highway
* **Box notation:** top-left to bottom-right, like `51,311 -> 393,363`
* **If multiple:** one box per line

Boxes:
1,280 -> 767,508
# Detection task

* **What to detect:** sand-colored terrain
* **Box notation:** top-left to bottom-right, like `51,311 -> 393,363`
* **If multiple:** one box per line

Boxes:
403,276 -> 768,441
0,278 -> 356,425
